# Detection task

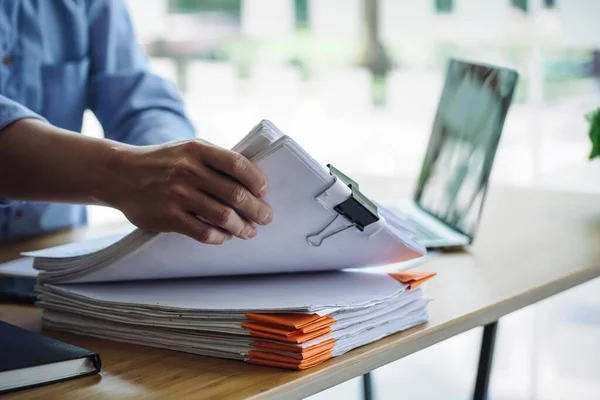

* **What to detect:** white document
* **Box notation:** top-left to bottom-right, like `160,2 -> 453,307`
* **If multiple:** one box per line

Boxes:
38,270 -> 431,363
26,120 -> 425,284
38,271 -> 407,313
27,119 -> 434,371
0,258 -> 38,278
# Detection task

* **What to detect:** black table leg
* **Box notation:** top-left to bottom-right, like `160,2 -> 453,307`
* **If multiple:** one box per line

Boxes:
363,372 -> 374,400
473,321 -> 498,400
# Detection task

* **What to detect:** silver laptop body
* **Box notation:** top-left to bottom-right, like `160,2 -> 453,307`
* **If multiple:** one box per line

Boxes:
392,59 -> 519,249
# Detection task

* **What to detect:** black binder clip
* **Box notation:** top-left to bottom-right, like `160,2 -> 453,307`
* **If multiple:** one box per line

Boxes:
306,165 -> 380,247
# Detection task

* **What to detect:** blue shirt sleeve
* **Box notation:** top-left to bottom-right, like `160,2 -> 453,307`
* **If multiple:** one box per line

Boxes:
0,95 -> 47,132
0,95 -> 48,208
85,0 -> 196,146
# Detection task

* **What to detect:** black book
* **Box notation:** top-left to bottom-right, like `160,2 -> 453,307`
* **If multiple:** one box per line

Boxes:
0,320 -> 101,394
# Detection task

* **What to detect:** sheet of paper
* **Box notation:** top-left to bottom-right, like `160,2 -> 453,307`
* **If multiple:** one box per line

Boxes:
45,271 -> 407,312
0,258 -> 38,277
47,139 -> 422,283
23,233 -> 128,259
41,295 -> 430,362
232,119 -> 283,159
28,121 -> 424,284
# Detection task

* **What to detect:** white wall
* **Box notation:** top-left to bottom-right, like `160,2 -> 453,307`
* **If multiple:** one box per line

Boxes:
445,0 -> 514,45
380,0 -> 435,46
556,0 -> 600,47
309,0 -> 362,39
241,0 -> 295,38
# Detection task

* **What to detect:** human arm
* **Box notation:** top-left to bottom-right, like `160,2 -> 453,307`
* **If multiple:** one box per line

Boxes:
0,118 -> 272,244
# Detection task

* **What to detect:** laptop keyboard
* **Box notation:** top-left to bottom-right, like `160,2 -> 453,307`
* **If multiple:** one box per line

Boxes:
413,222 -> 444,241
386,205 -> 445,243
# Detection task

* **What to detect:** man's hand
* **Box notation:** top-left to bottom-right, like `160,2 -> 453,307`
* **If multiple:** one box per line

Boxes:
0,119 -> 271,245
106,140 -> 272,245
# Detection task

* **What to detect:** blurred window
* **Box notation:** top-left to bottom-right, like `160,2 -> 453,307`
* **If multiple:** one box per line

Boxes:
124,0 -> 600,189
435,0 -> 453,14
511,0 -> 528,13
168,0 -> 241,16
295,0 -> 309,30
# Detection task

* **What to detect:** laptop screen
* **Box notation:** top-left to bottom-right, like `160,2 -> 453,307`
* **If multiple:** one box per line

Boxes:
414,59 -> 519,239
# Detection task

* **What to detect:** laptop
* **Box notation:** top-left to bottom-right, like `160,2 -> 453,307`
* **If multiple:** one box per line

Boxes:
392,59 -> 519,249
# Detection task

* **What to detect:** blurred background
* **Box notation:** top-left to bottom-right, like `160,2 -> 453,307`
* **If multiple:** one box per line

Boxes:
87,0 -> 600,398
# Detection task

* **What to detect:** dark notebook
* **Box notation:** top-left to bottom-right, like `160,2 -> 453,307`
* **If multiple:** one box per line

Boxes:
0,320 -> 101,394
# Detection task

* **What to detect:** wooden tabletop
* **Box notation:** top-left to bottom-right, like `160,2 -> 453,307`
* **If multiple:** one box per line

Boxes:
2,185 -> 600,400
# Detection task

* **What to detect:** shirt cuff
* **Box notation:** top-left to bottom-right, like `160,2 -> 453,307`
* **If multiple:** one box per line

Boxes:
0,95 -> 48,132
113,109 -> 197,146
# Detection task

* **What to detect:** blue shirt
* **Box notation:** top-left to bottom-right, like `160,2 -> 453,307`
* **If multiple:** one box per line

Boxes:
0,0 -> 195,243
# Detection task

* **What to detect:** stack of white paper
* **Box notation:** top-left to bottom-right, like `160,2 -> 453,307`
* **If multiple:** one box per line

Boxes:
27,120 -> 423,284
28,120 -> 434,370
37,270 -> 435,369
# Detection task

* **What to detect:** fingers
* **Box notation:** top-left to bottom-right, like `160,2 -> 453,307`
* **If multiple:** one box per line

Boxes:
172,184 -> 258,240
164,141 -> 272,243
199,145 -> 269,198
172,211 -> 232,245
196,168 -> 273,226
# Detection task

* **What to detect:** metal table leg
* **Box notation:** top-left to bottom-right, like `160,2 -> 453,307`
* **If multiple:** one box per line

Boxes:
363,372 -> 374,400
473,321 -> 498,400
361,321 -> 498,400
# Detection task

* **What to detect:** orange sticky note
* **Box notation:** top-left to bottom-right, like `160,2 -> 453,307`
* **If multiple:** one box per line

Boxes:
388,271 -> 437,289
247,326 -> 332,344
245,313 -> 325,329
250,339 -> 336,355
241,317 -> 336,337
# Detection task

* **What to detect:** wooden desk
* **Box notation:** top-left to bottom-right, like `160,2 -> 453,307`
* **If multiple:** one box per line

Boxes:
2,186 -> 600,399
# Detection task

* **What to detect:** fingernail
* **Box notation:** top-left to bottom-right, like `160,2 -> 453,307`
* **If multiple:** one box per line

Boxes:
258,184 -> 269,198
242,225 -> 257,240
260,209 -> 273,225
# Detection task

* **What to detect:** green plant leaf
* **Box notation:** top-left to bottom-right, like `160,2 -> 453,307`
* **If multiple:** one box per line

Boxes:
588,108 -> 600,160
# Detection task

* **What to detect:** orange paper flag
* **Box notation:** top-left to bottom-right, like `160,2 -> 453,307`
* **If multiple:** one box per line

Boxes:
388,271 -> 437,289
245,313 -> 325,329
